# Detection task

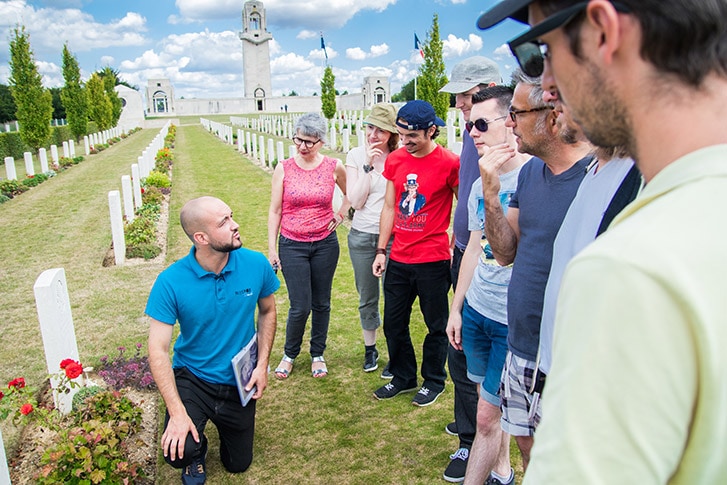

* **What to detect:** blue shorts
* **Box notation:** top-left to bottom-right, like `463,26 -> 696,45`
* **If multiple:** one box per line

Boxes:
461,299 -> 509,407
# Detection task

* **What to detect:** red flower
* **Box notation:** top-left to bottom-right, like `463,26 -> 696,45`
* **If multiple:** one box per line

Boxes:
0,390 -> 4,400
20,403 -> 33,415
64,362 -> 83,379
8,377 -> 25,389
59,358 -> 76,369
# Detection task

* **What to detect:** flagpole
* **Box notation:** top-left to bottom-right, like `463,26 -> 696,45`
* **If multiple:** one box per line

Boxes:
414,76 -> 417,100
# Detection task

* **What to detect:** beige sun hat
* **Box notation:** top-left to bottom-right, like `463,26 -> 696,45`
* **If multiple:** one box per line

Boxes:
364,103 -> 398,133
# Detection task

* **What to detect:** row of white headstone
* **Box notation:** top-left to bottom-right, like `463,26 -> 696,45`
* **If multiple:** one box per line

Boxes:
0,267 -> 86,483
200,118 -> 234,146
107,122 -> 171,266
2,127 -> 126,181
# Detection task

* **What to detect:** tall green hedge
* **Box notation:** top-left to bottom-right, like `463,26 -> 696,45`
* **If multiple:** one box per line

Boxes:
0,124 -> 103,163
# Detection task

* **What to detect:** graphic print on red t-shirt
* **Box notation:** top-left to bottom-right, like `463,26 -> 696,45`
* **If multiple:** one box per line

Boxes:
383,145 -> 459,264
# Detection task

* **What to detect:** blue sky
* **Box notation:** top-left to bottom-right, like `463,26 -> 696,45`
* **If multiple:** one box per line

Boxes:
0,0 -> 528,99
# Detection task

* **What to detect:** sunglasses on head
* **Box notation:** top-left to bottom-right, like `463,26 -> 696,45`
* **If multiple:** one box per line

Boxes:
465,115 -> 507,134
508,1 -> 631,77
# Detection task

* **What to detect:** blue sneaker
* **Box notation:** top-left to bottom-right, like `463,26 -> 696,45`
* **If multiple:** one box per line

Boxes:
181,451 -> 206,485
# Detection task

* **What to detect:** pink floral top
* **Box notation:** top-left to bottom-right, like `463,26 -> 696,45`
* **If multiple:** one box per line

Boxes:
280,156 -> 338,242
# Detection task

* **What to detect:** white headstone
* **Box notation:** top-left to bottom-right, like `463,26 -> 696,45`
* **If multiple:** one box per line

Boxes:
131,164 -> 142,209
39,148 -> 49,173
447,116 -> 456,149
69,140 -> 76,158
288,145 -> 296,159
50,145 -> 59,163
330,125 -> 337,150
121,175 -> 135,222
33,268 -> 83,414
252,133 -> 258,159
23,152 -> 34,176
357,129 -> 365,148
276,141 -> 284,165
342,129 -> 350,153
246,131 -> 251,154
4,156 -> 17,180
268,138 -> 275,166
62,141 -> 70,158
83,136 -> 90,156
259,136 -> 265,163
108,191 -> 126,266
0,427 -> 11,485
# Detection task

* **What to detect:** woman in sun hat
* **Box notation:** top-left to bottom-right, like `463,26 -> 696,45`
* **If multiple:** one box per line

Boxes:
345,103 -> 400,376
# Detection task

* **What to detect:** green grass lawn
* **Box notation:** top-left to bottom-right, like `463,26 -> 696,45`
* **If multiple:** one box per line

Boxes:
0,122 -> 522,484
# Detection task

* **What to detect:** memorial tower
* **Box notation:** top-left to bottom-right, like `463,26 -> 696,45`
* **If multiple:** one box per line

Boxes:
239,0 -> 273,111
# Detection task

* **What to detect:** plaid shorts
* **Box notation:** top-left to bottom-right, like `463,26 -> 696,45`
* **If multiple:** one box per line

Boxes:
499,351 -> 543,437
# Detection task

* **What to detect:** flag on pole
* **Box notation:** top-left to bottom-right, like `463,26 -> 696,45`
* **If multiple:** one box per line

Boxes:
414,33 -> 424,59
320,32 -> 329,60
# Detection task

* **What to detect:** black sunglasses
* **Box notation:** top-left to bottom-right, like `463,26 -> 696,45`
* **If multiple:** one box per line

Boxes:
508,1 -> 631,77
465,115 -> 507,134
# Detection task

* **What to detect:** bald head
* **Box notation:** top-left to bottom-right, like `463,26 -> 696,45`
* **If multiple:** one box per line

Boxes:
180,196 -> 225,242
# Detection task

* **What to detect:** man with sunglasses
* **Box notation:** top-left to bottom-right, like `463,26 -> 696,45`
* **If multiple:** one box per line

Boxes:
479,69 -> 592,471
479,1 -> 727,483
439,56 -> 502,483
446,85 -> 529,485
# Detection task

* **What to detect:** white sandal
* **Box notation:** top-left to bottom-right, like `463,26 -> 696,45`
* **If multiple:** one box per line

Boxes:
311,356 -> 328,378
274,355 -> 294,380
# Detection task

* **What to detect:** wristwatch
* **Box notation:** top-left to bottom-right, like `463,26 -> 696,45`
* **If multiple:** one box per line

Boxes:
363,164 -> 375,173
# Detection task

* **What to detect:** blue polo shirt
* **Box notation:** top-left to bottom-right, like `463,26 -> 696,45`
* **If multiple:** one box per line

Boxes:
145,246 -> 280,386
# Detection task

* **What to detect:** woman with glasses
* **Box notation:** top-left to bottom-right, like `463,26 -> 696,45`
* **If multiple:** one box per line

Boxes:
344,103 -> 399,375
268,112 -> 350,380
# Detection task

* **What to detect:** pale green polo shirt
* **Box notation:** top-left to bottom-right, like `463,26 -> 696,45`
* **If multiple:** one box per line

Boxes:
525,145 -> 727,484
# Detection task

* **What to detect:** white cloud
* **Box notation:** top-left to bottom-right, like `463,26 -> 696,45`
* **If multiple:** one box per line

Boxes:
270,52 -> 315,75
0,1 -> 149,58
297,30 -> 318,40
309,47 -> 337,61
346,43 -> 390,61
493,43 -> 513,60
346,47 -> 367,61
442,33 -> 483,58
100,55 -> 115,66
173,0 -> 397,29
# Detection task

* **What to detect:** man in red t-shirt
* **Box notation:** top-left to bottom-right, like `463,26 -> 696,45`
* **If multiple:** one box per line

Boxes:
372,100 -> 459,406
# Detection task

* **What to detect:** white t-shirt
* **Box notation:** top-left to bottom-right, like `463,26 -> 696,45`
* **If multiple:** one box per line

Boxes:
345,146 -> 388,234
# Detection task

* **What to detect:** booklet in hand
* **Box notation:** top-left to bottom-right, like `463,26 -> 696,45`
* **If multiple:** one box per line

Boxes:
231,333 -> 257,407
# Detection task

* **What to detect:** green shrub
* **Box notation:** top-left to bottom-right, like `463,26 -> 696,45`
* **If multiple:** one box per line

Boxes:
144,170 -> 170,189
141,186 -> 164,206
0,194 -> 10,204
135,202 -> 161,221
22,176 -> 41,187
0,179 -> 29,197
58,157 -> 74,168
124,217 -> 156,246
86,121 -> 98,135
38,390 -> 146,484
71,385 -> 104,411
73,156 -> 84,163
0,132 -> 28,160
126,243 -> 162,260
50,125 -> 73,146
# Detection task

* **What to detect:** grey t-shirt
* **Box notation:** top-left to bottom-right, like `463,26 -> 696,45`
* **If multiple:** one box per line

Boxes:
465,166 -> 522,324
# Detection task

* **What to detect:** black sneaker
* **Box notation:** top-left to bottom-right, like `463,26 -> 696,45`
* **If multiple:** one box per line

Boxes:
373,382 -> 417,400
445,421 -> 458,436
443,447 -> 469,483
380,362 -> 393,380
411,386 -> 443,407
363,348 -> 379,372
181,451 -> 207,485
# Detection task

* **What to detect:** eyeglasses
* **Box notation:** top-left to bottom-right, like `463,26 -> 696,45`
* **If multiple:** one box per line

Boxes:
465,115 -> 507,134
508,106 -> 551,122
293,136 -> 321,148
508,1 -> 631,77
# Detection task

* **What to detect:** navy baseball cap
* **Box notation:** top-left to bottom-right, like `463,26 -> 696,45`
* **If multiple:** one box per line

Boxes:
477,0 -> 532,30
396,100 -> 446,131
